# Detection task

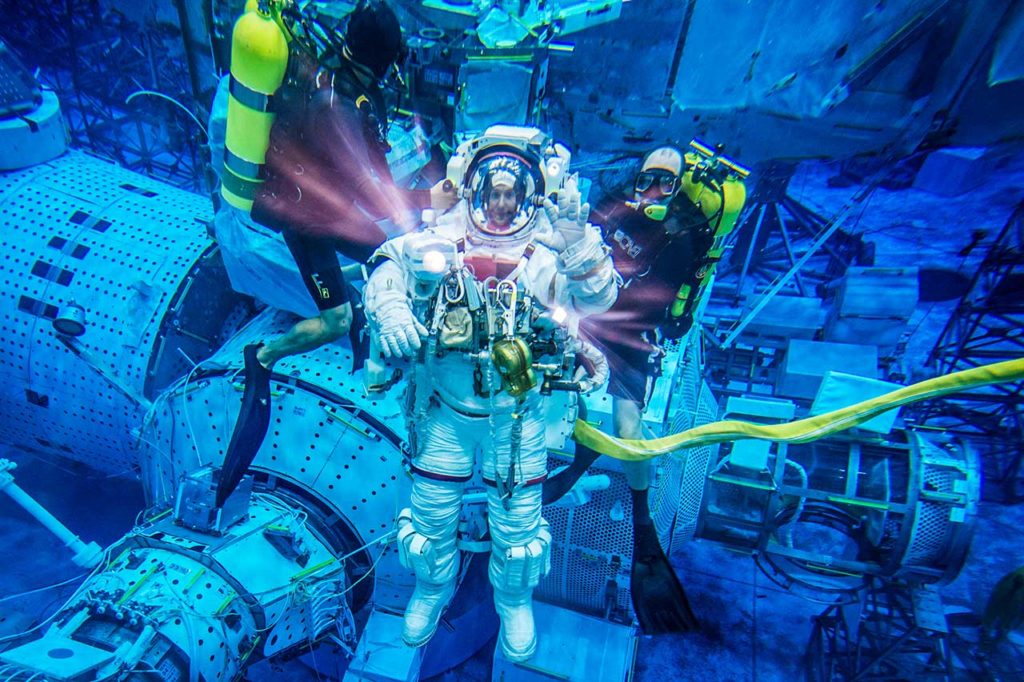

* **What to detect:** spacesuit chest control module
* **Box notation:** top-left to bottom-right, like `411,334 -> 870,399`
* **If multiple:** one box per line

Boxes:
366,126 -> 612,404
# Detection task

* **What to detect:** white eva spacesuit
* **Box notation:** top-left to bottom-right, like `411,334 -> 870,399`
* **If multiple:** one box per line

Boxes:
363,126 -> 617,661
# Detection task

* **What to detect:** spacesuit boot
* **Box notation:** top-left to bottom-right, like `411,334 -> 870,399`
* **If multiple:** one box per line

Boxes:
402,578 -> 456,647
494,587 -> 537,661
397,504 -> 461,648
489,515 -> 551,662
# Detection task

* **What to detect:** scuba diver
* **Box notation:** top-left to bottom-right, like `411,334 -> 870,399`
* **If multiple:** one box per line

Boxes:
363,126 -> 617,661
546,143 -> 748,634
212,0 -> 455,507
981,565 -> 1024,650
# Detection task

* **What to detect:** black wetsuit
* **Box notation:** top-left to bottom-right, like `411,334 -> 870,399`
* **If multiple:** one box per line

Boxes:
581,199 -> 713,406
251,53 -> 429,310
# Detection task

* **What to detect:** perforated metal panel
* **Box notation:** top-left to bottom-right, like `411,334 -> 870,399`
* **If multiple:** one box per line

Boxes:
657,336 -> 720,548
0,151 -> 239,473
540,463 -> 635,616
901,435 -> 979,580
905,472 -> 954,566
670,381 -> 720,548
537,334 -> 720,618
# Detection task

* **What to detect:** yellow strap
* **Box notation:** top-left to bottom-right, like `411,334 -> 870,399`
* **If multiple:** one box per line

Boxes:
574,358 -> 1024,461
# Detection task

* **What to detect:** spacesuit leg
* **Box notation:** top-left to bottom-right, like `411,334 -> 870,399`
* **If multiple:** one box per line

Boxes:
486,411 -> 551,662
397,405 -> 474,648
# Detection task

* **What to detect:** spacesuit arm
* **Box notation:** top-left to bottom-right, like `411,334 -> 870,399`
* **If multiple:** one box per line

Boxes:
364,247 -> 427,358
364,253 -> 407,309
536,222 -> 619,316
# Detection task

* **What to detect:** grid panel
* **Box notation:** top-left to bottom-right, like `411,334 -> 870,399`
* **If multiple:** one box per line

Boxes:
905,466 -> 955,567
0,151 -> 214,472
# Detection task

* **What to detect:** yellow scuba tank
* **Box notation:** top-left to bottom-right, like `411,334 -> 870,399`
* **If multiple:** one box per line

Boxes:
678,141 -> 749,252
670,140 -> 750,319
669,283 -> 693,319
221,1 -> 291,211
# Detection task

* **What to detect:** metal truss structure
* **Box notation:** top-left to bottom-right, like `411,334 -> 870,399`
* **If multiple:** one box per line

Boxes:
715,162 -> 871,302
807,580 -> 955,682
918,201 -> 1024,501
698,163 -> 876,402
2,0 -> 211,193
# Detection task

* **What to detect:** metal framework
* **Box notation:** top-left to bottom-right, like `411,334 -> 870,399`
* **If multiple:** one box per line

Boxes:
716,162 -> 870,302
807,580 -> 955,682
3,0 -> 210,193
918,201 -> 1024,501
699,163 -> 875,401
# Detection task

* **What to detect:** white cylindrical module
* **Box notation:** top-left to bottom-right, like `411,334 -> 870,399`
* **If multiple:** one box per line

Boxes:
0,150 -> 251,473
0,148 -> 500,678
0,493 -> 355,681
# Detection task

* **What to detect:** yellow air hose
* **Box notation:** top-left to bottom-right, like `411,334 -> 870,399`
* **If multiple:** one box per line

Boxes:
573,358 -> 1024,461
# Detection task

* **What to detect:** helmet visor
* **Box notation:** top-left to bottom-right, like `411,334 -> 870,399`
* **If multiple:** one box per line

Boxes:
468,152 -> 538,237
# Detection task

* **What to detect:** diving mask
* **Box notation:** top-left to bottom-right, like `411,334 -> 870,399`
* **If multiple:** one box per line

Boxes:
634,170 -> 679,197
628,148 -> 684,222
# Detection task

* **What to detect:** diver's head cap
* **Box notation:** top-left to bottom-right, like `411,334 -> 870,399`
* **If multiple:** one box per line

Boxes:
634,145 -> 685,202
631,145 -> 686,219
345,1 -> 404,78
640,146 -> 684,176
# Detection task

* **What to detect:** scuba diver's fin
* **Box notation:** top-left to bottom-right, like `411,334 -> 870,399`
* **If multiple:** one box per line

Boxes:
629,487 -> 699,634
542,400 -> 601,505
348,284 -> 370,372
215,343 -> 272,507
542,443 -> 601,505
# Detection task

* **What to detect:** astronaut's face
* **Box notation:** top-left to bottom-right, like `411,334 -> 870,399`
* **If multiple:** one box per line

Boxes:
486,182 -> 519,229
468,151 -> 537,238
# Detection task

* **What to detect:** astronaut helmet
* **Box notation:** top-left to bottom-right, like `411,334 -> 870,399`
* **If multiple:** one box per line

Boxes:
467,149 -> 541,238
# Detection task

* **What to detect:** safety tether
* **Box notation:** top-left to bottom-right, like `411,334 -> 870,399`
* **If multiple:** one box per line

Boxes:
573,358 -> 1024,461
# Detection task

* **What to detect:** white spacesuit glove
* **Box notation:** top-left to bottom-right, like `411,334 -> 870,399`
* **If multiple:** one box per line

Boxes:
536,173 -> 591,253
574,338 -> 609,394
374,301 -> 428,359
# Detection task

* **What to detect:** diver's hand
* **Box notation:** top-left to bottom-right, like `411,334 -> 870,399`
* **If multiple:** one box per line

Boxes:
538,175 -> 590,252
661,314 -> 694,340
429,179 -> 457,213
375,302 -> 428,359
392,209 -> 421,234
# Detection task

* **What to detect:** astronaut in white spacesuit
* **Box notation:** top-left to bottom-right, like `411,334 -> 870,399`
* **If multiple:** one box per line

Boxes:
363,126 -> 617,661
